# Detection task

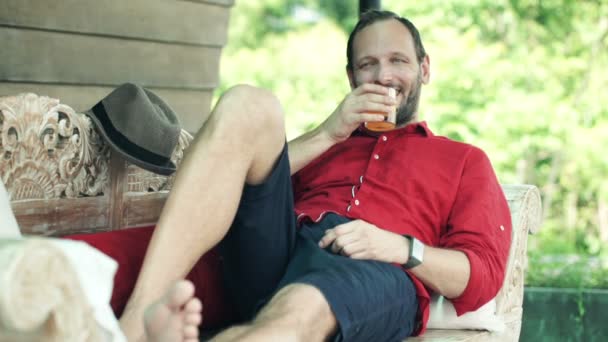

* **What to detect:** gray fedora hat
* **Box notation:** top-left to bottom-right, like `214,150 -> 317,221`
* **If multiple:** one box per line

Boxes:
85,83 -> 181,175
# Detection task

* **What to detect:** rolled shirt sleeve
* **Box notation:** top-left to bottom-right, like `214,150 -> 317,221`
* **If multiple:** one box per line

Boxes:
440,146 -> 512,315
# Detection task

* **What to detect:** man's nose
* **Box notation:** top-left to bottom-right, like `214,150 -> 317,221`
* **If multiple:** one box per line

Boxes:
376,63 -> 393,84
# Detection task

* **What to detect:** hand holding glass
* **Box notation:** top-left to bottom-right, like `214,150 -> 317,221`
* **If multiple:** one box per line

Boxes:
364,88 -> 396,132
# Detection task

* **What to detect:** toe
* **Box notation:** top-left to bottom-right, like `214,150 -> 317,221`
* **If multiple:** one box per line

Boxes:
166,280 -> 195,310
185,312 -> 202,325
184,297 -> 202,313
183,325 -> 199,338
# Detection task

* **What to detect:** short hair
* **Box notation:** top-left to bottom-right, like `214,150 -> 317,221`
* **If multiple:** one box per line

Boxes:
346,10 -> 427,72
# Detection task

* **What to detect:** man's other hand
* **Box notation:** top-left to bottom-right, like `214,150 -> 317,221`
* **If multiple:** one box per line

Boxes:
318,219 -> 409,264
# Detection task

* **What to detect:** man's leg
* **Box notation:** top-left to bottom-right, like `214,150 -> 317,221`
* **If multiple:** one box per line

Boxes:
218,140 -> 296,321
119,85 -> 288,340
211,284 -> 337,342
210,220 -> 419,342
211,217 -> 419,342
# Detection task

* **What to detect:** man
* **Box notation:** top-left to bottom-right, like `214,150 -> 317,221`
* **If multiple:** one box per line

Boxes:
120,10 -> 512,341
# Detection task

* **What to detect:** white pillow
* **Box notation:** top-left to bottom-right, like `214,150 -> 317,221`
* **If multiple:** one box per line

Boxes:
49,239 -> 126,342
427,294 -> 505,332
0,181 -> 21,239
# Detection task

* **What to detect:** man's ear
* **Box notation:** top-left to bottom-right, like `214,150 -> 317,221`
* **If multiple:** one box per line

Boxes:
347,66 -> 356,89
421,55 -> 431,84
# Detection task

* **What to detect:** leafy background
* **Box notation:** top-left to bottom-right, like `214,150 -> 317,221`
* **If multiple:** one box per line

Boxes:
216,0 -> 608,288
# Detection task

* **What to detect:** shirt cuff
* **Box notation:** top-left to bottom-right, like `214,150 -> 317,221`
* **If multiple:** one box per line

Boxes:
450,248 -> 485,316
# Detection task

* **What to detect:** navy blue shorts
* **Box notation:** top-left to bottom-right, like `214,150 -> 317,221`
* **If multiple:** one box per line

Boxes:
219,144 -> 418,341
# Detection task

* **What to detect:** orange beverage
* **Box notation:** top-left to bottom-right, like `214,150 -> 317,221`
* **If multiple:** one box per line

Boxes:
365,117 -> 395,131
365,88 -> 396,132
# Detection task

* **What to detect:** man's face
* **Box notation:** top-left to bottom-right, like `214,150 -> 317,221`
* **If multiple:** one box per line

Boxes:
348,19 -> 430,126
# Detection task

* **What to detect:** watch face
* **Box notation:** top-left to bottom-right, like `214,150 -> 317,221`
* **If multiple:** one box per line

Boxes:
403,236 -> 424,269
411,238 -> 424,263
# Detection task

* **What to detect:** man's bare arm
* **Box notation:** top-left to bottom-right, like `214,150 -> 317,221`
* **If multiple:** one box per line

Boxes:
408,245 -> 470,299
374,233 -> 471,298
288,126 -> 336,174
288,84 -> 394,174
319,221 -> 470,299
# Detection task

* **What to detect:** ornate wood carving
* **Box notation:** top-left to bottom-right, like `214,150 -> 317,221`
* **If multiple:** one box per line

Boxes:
0,93 -> 109,200
0,93 -> 194,201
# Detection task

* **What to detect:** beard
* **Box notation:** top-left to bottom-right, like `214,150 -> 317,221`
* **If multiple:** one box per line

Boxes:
395,72 -> 423,126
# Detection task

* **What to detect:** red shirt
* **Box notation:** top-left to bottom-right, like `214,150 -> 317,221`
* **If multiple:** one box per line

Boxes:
292,121 -> 512,335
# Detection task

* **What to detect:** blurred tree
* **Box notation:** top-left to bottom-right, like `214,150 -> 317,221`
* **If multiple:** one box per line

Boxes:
385,0 -> 608,257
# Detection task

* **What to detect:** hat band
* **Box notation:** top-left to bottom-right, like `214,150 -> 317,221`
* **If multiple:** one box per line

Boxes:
91,102 -> 172,167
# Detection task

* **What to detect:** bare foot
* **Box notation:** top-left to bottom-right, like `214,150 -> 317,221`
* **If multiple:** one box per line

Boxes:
144,280 -> 203,342
120,304 -> 146,341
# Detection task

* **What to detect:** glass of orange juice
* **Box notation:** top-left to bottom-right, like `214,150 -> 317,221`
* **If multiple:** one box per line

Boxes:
365,88 -> 396,132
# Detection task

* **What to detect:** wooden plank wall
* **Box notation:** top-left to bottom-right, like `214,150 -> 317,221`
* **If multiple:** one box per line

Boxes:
0,0 -> 234,133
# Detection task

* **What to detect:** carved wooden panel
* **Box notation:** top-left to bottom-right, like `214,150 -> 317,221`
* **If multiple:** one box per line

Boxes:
0,93 -> 109,200
0,93 -> 193,235
121,130 -> 193,228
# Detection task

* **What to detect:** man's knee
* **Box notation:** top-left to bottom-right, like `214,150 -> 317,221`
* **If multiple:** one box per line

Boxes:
271,283 -> 330,312
255,284 -> 337,337
212,84 -> 285,138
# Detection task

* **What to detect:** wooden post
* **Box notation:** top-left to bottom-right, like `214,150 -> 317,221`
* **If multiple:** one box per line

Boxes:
108,151 -> 126,230
359,0 -> 381,17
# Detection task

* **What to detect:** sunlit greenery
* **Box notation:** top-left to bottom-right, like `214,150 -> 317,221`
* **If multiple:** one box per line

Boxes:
217,0 -> 608,287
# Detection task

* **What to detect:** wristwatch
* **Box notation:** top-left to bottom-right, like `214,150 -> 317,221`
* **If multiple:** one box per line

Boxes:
402,235 -> 424,269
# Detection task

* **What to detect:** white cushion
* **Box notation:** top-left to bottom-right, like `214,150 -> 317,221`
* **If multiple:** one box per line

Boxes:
427,294 -> 505,332
0,237 -> 125,341
50,239 -> 126,342
0,181 -> 21,239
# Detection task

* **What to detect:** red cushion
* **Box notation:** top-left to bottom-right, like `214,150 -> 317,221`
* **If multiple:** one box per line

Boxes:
65,226 -> 235,329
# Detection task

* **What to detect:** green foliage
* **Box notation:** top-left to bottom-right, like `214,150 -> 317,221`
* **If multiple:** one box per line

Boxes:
218,0 -> 608,287
526,254 -> 608,288
218,19 -> 350,138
